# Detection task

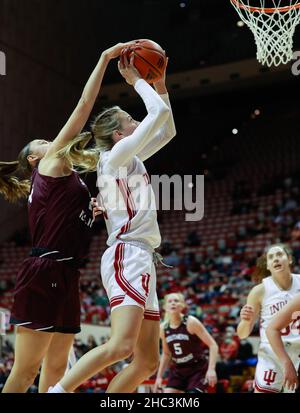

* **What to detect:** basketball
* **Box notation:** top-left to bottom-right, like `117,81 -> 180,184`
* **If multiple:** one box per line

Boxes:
121,39 -> 167,84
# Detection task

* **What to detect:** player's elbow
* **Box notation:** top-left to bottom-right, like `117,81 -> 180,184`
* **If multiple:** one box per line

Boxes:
171,126 -> 177,139
266,324 -> 279,340
157,101 -> 170,122
237,331 -> 248,340
211,342 -> 219,353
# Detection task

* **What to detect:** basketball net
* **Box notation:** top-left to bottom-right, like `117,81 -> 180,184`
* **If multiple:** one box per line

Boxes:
230,0 -> 300,66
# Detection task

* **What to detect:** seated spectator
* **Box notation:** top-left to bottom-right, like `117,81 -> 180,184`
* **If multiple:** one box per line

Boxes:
164,251 -> 181,267
86,335 -> 98,351
185,230 -> 201,247
160,238 -> 174,255
237,338 -> 254,362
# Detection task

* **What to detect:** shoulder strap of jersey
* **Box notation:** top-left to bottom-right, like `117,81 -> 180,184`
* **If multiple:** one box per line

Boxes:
183,314 -> 189,325
163,321 -> 170,331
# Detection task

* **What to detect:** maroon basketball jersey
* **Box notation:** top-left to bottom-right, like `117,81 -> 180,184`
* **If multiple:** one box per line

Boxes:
28,169 -> 93,259
164,315 -> 207,367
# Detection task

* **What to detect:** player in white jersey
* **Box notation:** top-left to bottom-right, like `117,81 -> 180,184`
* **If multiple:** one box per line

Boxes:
237,244 -> 300,393
49,50 -> 176,394
266,293 -> 300,391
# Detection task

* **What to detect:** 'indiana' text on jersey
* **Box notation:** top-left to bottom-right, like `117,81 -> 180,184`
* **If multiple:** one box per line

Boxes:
269,300 -> 287,316
260,274 -> 300,344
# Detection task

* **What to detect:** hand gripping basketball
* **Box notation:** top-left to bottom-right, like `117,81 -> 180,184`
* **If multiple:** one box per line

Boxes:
121,39 -> 167,84
118,52 -> 142,86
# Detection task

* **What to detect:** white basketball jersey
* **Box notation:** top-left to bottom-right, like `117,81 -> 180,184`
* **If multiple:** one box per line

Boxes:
260,274 -> 300,344
97,151 -> 161,249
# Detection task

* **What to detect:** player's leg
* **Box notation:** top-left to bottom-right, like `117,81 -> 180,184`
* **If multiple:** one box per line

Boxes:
106,317 -> 160,393
163,368 -> 185,393
186,361 -> 209,393
2,326 -> 53,393
53,305 -> 144,393
254,347 -> 282,393
281,350 -> 300,393
38,332 -> 75,393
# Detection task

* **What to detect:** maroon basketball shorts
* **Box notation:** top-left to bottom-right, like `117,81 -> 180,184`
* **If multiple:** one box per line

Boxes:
10,257 -> 81,333
166,361 -> 208,392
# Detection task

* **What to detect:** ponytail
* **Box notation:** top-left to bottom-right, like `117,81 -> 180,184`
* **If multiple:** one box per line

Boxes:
56,131 -> 99,173
252,254 -> 270,283
0,130 -> 101,204
0,143 -> 32,203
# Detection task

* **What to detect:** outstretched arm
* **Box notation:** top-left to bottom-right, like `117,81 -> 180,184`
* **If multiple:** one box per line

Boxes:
136,60 -> 176,161
266,294 -> 300,391
44,42 -> 134,159
105,55 -> 170,172
187,316 -> 218,387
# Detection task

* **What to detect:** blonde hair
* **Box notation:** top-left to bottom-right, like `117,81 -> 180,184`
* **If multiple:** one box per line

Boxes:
91,106 -> 123,152
56,131 -> 99,173
163,293 -> 187,324
0,144 -> 32,203
252,243 -> 293,283
0,132 -> 100,204
1,105 -> 130,203
58,105 -> 128,172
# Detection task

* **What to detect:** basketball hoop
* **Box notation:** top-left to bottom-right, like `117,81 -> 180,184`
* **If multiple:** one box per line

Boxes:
230,0 -> 300,66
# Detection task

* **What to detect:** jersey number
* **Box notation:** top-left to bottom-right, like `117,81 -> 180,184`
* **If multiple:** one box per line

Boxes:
280,316 -> 300,336
173,343 -> 183,355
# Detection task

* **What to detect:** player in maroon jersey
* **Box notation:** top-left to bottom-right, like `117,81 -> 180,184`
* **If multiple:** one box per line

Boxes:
0,42 -> 134,393
154,293 -> 219,393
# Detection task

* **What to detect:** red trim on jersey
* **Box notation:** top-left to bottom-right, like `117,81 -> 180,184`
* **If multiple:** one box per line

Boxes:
116,179 -> 137,239
144,309 -> 160,314
114,243 -> 146,307
254,380 -> 280,393
97,191 -> 108,220
110,299 -> 125,308
110,295 -> 125,308
143,173 -> 150,185
141,273 -> 150,296
144,312 -> 160,321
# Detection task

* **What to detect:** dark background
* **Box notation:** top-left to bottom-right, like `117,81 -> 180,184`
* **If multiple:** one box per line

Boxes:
1,0 -> 300,238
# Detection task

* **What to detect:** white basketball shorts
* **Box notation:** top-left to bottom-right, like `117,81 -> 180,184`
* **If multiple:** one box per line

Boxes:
255,342 -> 300,393
101,242 -> 160,321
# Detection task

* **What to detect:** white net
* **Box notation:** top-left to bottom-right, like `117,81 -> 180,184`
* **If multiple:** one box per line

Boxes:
230,0 -> 300,66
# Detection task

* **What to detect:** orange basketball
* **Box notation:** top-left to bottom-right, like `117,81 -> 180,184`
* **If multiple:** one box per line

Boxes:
122,39 -> 167,84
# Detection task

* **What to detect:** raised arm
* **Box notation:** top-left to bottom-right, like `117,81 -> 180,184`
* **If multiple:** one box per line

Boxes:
136,60 -> 176,162
237,283 -> 264,339
105,55 -> 170,172
266,294 -> 300,391
187,316 -> 218,388
44,42 -> 133,159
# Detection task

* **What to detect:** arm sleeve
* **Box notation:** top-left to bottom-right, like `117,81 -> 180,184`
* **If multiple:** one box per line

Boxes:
136,93 -> 176,162
105,79 -> 170,173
